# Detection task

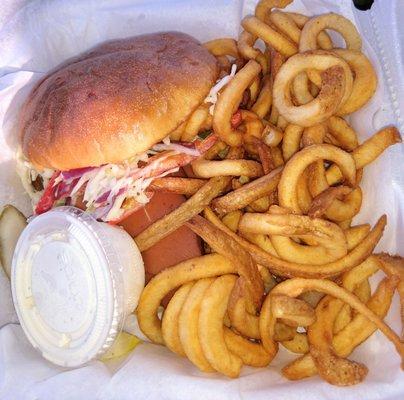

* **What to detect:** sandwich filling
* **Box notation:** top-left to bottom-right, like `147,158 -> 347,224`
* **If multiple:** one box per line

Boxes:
17,134 -> 217,222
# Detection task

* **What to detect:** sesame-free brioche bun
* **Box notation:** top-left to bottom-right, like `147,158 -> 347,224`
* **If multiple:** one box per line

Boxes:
20,32 -> 218,170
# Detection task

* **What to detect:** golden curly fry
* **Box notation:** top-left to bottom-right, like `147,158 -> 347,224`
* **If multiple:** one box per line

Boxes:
213,60 -> 261,146
162,282 -> 194,356
242,16 -> 298,57
203,38 -> 240,58
273,52 -> 353,126
299,13 -> 362,52
278,144 -> 356,213
198,274 -> 243,378
137,254 -> 237,344
178,278 -> 216,372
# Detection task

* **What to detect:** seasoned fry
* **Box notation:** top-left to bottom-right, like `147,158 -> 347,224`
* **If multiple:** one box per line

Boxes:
162,282 -> 194,356
212,167 -> 282,213
135,176 -> 230,251
273,53 -> 353,126
237,31 -> 268,74
282,124 -> 304,161
203,38 -> 240,58
282,332 -> 309,354
213,60 -> 262,146
133,2 -> 403,385
278,144 -> 356,213
308,186 -> 352,218
308,296 -> 368,386
251,75 -> 272,118
137,254 -> 237,344
333,50 -> 377,115
221,210 -> 243,232
181,105 -> 210,141
205,207 -> 387,279
271,294 -> 316,327
299,13 -> 362,52
192,158 -> 263,178
262,123 -> 283,147
149,177 -> 206,196
186,215 -> 264,310
326,126 -> 402,185
283,276 -> 397,380
255,0 -> 293,22
224,328 -> 272,367
376,254 -> 404,339
242,16 -> 298,57
261,278 -> 404,370
199,275 -> 243,378
327,116 -> 359,151
239,212 -> 348,265
178,278 -> 216,372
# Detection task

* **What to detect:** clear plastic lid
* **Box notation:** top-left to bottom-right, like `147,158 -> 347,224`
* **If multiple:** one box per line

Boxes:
11,207 -> 131,367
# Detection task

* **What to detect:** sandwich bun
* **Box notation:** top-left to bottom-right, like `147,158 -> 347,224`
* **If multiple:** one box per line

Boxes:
20,32 -> 219,170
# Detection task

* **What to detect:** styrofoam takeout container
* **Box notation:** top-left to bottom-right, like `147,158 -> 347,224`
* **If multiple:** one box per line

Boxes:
0,0 -> 403,399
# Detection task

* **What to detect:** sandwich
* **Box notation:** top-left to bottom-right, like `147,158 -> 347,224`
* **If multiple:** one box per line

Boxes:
17,31 -> 219,224
16,31 -> 226,281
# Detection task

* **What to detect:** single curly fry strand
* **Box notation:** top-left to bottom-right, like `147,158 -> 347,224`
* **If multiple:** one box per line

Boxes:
213,60 -> 261,146
242,16 -> 298,57
203,38 -> 240,58
299,13 -> 362,52
198,274 -> 243,378
255,0 -> 293,22
162,282 -> 194,356
178,278 -> 216,372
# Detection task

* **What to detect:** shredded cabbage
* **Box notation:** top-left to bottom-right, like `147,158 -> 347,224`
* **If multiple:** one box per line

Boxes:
18,135 -> 206,221
204,64 -> 237,115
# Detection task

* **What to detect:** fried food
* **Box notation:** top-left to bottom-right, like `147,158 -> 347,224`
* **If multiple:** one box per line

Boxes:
239,212 -> 348,265
274,52 -> 353,126
149,177 -> 206,196
192,158 -> 263,178
242,16 -> 298,57
137,253 -> 237,344
224,328 -> 272,367
326,116 -> 359,151
213,60 -> 261,146
326,126 -> 402,185
282,124 -> 304,161
133,1 -> 403,386
281,332 -> 309,354
251,75 -> 272,118
198,274 -> 243,378
203,38 -> 240,58
186,215 -> 264,310
255,0 -> 293,22
271,294 -> 316,327
278,144 -> 356,213
333,50 -> 378,115
162,282 -> 194,356
135,176 -> 230,251
299,13 -> 362,52
212,167 -> 282,214
178,278 -> 216,372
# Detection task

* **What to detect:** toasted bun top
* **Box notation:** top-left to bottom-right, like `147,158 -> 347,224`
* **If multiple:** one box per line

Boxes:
20,32 -> 218,170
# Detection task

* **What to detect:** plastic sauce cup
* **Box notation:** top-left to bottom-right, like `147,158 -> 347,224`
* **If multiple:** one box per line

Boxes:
11,206 -> 145,367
